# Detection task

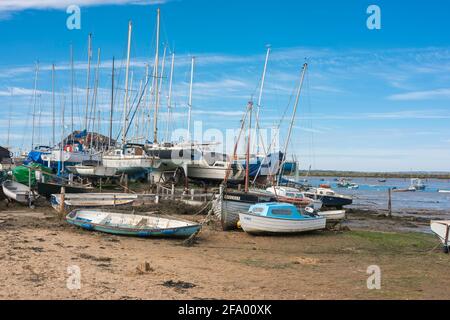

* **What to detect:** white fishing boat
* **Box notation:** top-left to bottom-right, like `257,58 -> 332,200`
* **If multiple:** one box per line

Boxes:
438,190 -> 450,193
102,144 -> 156,174
51,193 -> 141,211
66,209 -> 201,238
239,203 -> 326,235
410,178 -> 426,191
2,180 -> 37,204
430,220 -> 450,253
188,152 -> 245,183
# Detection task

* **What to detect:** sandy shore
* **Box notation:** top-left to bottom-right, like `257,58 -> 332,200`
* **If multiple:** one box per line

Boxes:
0,202 -> 449,300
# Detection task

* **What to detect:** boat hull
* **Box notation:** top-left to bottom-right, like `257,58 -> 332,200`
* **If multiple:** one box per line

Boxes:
37,182 -> 91,199
2,180 -> 32,204
431,220 -> 450,247
304,193 -> 352,208
239,212 -> 326,235
66,210 -> 201,238
213,191 -> 276,231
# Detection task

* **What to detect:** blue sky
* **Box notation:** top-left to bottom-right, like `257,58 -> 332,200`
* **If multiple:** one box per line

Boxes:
0,0 -> 450,171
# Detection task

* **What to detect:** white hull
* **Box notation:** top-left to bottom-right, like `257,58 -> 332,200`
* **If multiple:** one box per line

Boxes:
2,180 -> 35,204
51,193 -> 140,210
239,212 -> 326,234
102,156 -> 155,173
67,165 -> 118,177
431,220 -> 450,246
438,190 -> 450,193
41,150 -> 98,164
188,165 -> 244,182
318,210 -> 346,222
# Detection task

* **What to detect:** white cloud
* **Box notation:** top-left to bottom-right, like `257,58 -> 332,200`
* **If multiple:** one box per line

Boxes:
0,0 -> 168,12
387,88 -> 450,101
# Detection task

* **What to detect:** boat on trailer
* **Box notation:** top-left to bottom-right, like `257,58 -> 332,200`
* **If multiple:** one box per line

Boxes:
239,203 -> 326,235
2,180 -> 37,204
66,209 -> 201,238
430,220 -> 450,253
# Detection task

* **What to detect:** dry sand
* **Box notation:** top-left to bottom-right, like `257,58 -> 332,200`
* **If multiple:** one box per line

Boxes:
0,202 -> 449,300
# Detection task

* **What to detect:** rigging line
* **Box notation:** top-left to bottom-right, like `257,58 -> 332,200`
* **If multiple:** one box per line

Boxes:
124,75 -> 151,139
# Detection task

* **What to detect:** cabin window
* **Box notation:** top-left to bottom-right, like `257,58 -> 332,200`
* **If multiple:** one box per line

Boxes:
252,208 -> 264,214
286,192 -> 295,198
271,209 -> 292,216
294,193 -> 304,199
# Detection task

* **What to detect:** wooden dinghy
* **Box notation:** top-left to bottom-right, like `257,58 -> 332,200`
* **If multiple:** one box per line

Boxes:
430,220 -> 450,253
66,210 -> 202,238
51,193 -> 139,211
1,180 -> 37,204
239,203 -> 326,235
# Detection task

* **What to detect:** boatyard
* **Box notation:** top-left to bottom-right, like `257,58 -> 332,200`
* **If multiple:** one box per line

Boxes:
1,2 -> 450,303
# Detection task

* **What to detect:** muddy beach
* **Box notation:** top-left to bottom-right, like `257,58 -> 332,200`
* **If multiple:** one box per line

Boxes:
0,200 -> 449,300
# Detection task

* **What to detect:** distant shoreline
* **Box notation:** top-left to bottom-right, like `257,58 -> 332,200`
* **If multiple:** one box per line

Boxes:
297,170 -> 450,180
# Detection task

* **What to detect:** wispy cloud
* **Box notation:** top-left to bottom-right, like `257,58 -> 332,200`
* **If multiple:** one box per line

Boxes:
0,0 -> 168,12
387,88 -> 450,101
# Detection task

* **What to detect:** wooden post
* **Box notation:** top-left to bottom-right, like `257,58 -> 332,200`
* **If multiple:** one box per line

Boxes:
171,184 -> 175,200
60,186 -> 66,218
99,178 -> 102,193
387,188 -> 392,217
28,167 -> 33,208
190,188 -> 195,201
124,174 -> 129,193
113,194 -> 116,208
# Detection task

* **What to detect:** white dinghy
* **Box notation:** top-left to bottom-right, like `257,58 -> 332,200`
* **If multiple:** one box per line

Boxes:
430,220 -> 450,253
2,180 -> 37,204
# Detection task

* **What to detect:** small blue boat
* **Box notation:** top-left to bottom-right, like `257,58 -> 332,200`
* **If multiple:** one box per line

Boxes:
239,203 -> 326,235
66,209 -> 201,238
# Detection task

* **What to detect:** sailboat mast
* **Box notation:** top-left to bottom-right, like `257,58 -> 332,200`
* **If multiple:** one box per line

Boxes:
277,63 -> 308,185
166,52 -> 175,141
90,48 -> 101,151
60,94 -> 66,174
31,62 -> 39,150
70,44 -> 74,142
245,101 -> 253,193
52,63 -> 56,147
187,56 -> 195,142
85,33 -> 92,131
122,21 -> 132,146
7,88 -> 13,149
256,46 -> 270,155
109,57 -> 115,147
153,8 -> 161,144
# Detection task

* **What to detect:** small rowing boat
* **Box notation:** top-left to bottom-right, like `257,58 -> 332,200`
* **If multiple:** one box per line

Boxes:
430,220 -> 450,253
239,203 -> 326,235
66,209 -> 202,238
51,193 -> 140,211
1,180 -> 37,204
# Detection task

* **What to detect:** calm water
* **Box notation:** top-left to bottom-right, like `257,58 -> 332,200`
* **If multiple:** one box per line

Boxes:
305,176 -> 450,217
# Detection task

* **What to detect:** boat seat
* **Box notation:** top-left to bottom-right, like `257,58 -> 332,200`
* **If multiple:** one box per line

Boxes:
136,218 -> 148,228
99,214 -> 112,225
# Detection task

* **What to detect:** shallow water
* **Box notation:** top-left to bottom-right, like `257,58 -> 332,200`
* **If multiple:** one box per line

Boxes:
305,176 -> 450,218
